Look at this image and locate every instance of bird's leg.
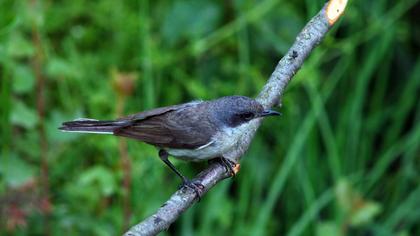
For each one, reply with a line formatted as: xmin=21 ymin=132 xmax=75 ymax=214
xmin=158 ymin=150 xmax=204 ymax=200
xmin=158 ymin=149 xmax=188 ymax=182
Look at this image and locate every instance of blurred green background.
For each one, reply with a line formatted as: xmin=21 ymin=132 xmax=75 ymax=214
xmin=1 ymin=0 xmax=419 ymax=235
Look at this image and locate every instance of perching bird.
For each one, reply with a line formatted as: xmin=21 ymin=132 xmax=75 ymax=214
xmin=60 ymin=96 xmax=280 ymax=195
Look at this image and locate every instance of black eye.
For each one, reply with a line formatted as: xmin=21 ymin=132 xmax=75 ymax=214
xmin=240 ymin=112 xmax=254 ymax=121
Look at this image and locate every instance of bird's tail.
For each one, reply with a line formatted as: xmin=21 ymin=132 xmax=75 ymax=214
xmin=59 ymin=118 xmax=131 ymax=134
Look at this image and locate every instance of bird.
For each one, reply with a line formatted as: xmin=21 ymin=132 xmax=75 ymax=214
xmin=60 ymin=95 xmax=280 ymax=196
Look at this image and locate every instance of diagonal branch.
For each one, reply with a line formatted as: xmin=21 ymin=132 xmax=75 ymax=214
xmin=124 ymin=1 xmax=348 ymax=235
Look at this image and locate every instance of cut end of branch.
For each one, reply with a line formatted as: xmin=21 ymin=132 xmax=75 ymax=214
xmin=233 ymin=163 xmax=241 ymax=175
xmin=326 ymin=0 xmax=348 ymax=25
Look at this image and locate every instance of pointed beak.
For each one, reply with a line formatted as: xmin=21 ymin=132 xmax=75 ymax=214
xmin=260 ymin=109 xmax=281 ymax=117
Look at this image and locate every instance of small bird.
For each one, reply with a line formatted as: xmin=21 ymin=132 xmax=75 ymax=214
xmin=60 ymin=96 xmax=280 ymax=195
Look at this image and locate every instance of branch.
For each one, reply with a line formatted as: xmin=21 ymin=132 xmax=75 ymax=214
xmin=124 ymin=1 xmax=348 ymax=235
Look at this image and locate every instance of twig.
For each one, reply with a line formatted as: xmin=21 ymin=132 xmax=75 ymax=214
xmin=30 ymin=0 xmax=51 ymax=234
xmin=112 ymin=70 xmax=137 ymax=232
xmin=117 ymin=95 xmax=132 ymax=232
xmin=124 ymin=1 xmax=347 ymax=235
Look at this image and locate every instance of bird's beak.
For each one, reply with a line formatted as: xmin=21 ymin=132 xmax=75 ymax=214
xmin=260 ymin=109 xmax=281 ymax=117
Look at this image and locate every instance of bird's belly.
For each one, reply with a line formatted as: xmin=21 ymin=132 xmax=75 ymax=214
xmin=166 ymin=144 xmax=225 ymax=161
xmin=166 ymin=125 xmax=246 ymax=162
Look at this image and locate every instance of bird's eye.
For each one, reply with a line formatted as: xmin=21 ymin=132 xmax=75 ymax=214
xmin=240 ymin=112 xmax=254 ymax=121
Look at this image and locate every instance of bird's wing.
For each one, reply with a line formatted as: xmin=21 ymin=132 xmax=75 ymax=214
xmin=119 ymin=100 xmax=202 ymax=121
xmin=114 ymin=101 xmax=215 ymax=149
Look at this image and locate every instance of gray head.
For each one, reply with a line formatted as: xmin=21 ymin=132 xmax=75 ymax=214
xmin=210 ymin=96 xmax=280 ymax=127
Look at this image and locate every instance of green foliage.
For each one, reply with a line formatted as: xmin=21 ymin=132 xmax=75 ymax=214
xmin=0 ymin=0 xmax=419 ymax=235
xmin=0 ymin=153 xmax=36 ymax=187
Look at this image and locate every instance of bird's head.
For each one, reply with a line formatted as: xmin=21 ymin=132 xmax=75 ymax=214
xmin=211 ymin=96 xmax=280 ymax=127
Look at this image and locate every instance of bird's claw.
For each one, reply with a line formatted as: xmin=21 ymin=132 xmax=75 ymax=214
xmin=218 ymin=157 xmax=240 ymax=177
xmin=179 ymin=179 xmax=204 ymax=201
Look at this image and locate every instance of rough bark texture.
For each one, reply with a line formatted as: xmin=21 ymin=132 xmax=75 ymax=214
xmin=124 ymin=1 xmax=347 ymax=235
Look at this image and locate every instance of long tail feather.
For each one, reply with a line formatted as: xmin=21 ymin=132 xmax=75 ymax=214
xmin=59 ymin=118 xmax=130 ymax=134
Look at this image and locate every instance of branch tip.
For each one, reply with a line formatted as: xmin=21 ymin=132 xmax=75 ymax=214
xmin=233 ymin=163 xmax=241 ymax=175
xmin=326 ymin=0 xmax=348 ymax=25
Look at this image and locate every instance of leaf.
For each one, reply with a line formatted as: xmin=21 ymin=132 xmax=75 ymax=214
xmin=316 ymin=221 xmax=342 ymax=236
xmin=7 ymin=33 xmax=34 ymax=58
xmin=350 ymin=201 xmax=382 ymax=226
xmin=335 ymin=179 xmax=382 ymax=227
xmin=12 ymin=65 xmax=35 ymax=93
xmin=11 ymin=100 xmax=39 ymax=128
xmin=336 ymin=179 xmax=353 ymax=213
xmin=0 ymin=153 xmax=36 ymax=187
xmin=46 ymin=57 xmax=82 ymax=79
xmin=77 ymin=166 xmax=117 ymax=196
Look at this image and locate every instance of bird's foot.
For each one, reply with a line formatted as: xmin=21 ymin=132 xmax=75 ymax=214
xmin=179 ymin=179 xmax=204 ymax=201
xmin=216 ymin=157 xmax=240 ymax=177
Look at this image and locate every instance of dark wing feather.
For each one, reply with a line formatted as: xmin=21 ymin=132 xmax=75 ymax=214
xmin=118 ymin=102 xmax=200 ymax=121
xmin=114 ymin=101 xmax=215 ymax=149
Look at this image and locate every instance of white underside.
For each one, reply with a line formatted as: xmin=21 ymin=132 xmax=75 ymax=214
xmin=166 ymin=123 xmax=248 ymax=162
